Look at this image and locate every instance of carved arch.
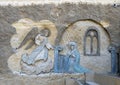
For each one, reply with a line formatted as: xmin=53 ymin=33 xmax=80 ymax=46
xmin=84 ymin=27 xmax=100 ymax=56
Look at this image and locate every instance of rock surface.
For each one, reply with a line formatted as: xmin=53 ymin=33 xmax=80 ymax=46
xmin=0 ymin=3 xmax=120 ymax=74
xmin=0 ymin=73 xmax=85 ymax=85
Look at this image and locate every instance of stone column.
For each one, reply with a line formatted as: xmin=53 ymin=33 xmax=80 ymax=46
xmin=117 ymin=46 xmax=120 ymax=75
xmin=108 ymin=45 xmax=118 ymax=74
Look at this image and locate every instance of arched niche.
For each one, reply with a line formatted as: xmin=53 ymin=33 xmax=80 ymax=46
xmin=60 ymin=19 xmax=111 ymax=73
xmin=84 ymin=27 xmax=100 ymax=56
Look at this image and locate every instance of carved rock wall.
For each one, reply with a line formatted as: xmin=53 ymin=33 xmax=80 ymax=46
xmin=0 ymin=0 xmax=118 ymax=6
xmin=0 ymin=73 xmax=85 ymax=85
xmin=0 ymin=4 xmax=120 ymax=74
xmin=60 ymin=20 xmax=111 ymax=73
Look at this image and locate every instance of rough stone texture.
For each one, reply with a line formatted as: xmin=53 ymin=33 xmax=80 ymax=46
xmin=0 ymin=4 xmax=120 ymax=74
xmin=0 ymin=0 xmax=118 ymax=6
xmin=66 ymin=78 xmax=80 ymax=85
xmin=94 ymin=73 xmax=120 ymax=85
xmin=0 ymin=73 xmax=84 ymax=85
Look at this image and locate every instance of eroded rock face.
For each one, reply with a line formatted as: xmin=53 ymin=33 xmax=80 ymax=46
xmin=0 ymin=73 xmax=85 ymax=85
xmin=0 ymin=4 xmax=120 ymax=74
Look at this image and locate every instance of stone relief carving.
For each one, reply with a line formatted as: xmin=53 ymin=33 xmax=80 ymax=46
xmin=54 ymin=45 xmax=69 ymax=73
xmin=67 ymin=42 xmax=89 ymax=73
xmin=84 ymin=27 xmax=100 ymax=56
xmin=9 ymin=19 xmax=90 ymax=75
xmin=8 ymin=19 xmax=111 ymax=74
xmin=54 ymin=42 xmax=89 ymax=73
xmin=8 ymin=18 xmax=57 ymax=74
xmin=17 ymin=27 xmax=39 ymax=50
xmin=21 ymin=28 xmax=53 ymax=75
xmin=60 ymin=20 xmax=111 ymax=73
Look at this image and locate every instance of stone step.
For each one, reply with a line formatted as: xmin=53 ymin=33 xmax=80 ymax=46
xmin=66 ymin=77 xmax=99 ymax=85
xmin=87 ymin=82 xmax=99 ymax=85
xmin=0 ymin=73 xmax=85 ymax=85
xmin=94 ymin=73 xmax=120 ymax=85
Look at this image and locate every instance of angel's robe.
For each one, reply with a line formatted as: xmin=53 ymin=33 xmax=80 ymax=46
xmin=22 ymin=34 xmax=51 ymax=65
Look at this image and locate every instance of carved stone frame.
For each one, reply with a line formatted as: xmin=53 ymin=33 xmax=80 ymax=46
xmin=84 ymin=26 xmax=100 ymax=56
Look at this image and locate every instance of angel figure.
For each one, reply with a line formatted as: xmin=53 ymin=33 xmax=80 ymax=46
xmin=21 ymin=28 xmax=53 ymax=75
xmin=8 ymin=19 xmax=57 ymax=74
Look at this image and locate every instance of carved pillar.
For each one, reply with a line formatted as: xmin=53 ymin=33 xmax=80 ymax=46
xmin=117 ymin=46 xmax=120 ymax=75
xmin=108 ymin=45 xmax=118 ymax=74
xmin=54 ymin=46 xmax=60 ymax=73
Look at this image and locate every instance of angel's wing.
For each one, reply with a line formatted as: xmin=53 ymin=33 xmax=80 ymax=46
xmin=37 ymin=20 xmax=58 ymax=46
xmin=17 ymin=27 xmax=39 ymax=50
xmin=36 ymin=20 xmax=58 ymax=60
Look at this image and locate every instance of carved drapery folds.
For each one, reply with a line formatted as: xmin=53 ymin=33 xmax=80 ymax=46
xmin=84 ymin=27 xmax=100 ymax=56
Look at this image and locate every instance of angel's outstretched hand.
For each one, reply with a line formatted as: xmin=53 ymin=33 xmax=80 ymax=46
xmin=46 ymin=43 xmax=54 ymax=50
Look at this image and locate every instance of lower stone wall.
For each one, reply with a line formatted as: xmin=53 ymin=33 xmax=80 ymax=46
xmin=0 ymin=73 xmax=84 ymax=85
xmin=2 ymin=73 xmax=120 ymax=85
xmin=94 ymin=74 xmax=120 ymax=85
